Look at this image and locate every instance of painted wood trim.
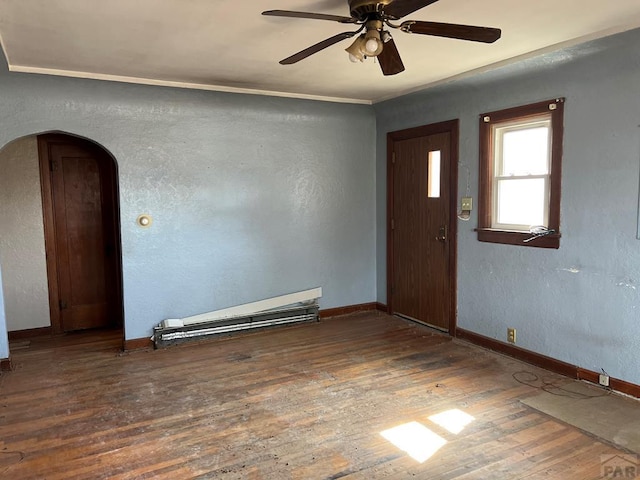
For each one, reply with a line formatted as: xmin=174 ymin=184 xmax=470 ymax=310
xmin=386 ymin=132 xmax=394 ymax=316
xmin=478 ymin=110 xmax=493 ymax=229
xmin=456 ymin=328 xmax=578 ymax=378
xmin=548 ymin=99 xmax=564 ymax=232
xmin=457 ymin=328 xmax=640 ymax=398
xmin=577 ymin=368 xmax=640 ymax=399
xmin=0 ymin=357 xmax=13 ymax=371
xmin=104 ymin=154 xmax=126 ymax=331
xmin=124 ymin=338 xmax=154 ymax=351
xmin=476 ymin=229 xmax=561 ymax=249
xmin=319 ymin=303 xmax=378 ymax=318
xmin=8 ymin=326 xmax=52 ymax=340
xmin=8 ymin=65 xmax=372 ymax=106
xmin=37 ymin=136 xmax=63 ymax=334
xmin=448 ymin=121 xmax=460 ymax=337
xmin=477 ymin=98 xmax=564 ymax=249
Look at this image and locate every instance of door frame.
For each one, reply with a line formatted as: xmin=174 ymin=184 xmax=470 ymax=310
xmin=37 ymin=133 xmax=125 ymax=335
xmin=386 ymin=119 xmax=459 ymax=336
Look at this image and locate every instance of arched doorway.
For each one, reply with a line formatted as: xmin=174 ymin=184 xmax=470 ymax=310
xmin=37 ymin=134 xmax=124 ymax=333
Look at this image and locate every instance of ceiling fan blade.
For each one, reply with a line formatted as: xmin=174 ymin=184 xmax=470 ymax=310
xmin=378 ymin=39 xmax=405 ymax=76
xmin=279 ymin=32 xmax=357 ymax=65
xmin=262 ymin=10 xmax=356 ymax=23
xmin=402 ymin=20 xmax=501 ymax=43
xmin=384 ymin=0 xmax=440 ymax=20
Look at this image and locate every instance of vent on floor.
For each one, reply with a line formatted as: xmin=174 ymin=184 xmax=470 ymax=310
xmin=153 ymin=287 xmax=321 ymax=348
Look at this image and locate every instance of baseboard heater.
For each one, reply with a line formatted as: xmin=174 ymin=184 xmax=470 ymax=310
xmin=153 ymin=287 xmax=321 ymax=349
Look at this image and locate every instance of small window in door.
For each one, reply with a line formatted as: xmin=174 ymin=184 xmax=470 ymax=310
xmin=427 ymin=150 xmax=441 ymax=198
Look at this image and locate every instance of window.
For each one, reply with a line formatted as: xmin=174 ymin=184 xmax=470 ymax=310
xmin=427 ymin=150 xmax=441 ymax=198
xmin=477 ymin=98 xmax=564 ymax=248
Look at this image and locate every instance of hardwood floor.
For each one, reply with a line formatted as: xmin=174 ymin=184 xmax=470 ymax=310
xmin=0 ymin=312 xmax=633 ymax=479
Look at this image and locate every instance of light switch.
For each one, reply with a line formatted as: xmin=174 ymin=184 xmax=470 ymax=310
xmin=461 ymin=197 xmax=473 ymax=211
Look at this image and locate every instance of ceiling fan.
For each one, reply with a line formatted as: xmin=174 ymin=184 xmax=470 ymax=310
xmin=263 ymin=0 xmax=501 ymax=76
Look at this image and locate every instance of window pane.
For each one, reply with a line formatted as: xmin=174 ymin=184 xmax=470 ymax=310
xmin=501 ymin=126 xmax=549 ymax=176
xmin=427 ymin=150 xmax=441 ymax=198
xmin=496 ymin=178 xmax=546 ymax=227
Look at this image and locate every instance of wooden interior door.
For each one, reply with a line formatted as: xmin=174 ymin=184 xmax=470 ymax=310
xmin=39 ymin=135 xmax=122 ymax=332
xmin=388 ymin=121 xmax=458 ymax=332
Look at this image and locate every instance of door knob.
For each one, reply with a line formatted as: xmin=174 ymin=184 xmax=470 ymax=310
xmin=436 ymin=225 xmax=447 ymax=242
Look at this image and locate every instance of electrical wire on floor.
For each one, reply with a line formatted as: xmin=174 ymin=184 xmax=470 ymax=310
xmin=512 ymin=371 xmax=612 ymax=399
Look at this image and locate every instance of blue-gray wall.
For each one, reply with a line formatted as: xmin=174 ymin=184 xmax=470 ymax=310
xmin=2 ymin=27 xmax=639 ymax=389
xmin=0 ymin=50 xmax=376 ymax=344
xmin=0 ymin=267 xmax=8 ymax=358
xmin=375 ymin=28 xmax=640 ymax=385
xmin=0 ymin=136 xmax=50 ymax=332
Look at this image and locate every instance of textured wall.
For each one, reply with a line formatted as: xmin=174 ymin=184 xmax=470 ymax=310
xmin=0 ymin=267 xmax=7 ymax=358
xmin=375 ymin=28 xmax=640 ymax=385
xmin=0 ymin=136 xmax=51 ymax=331
xmin=0 ymin=51 xmax=376 ymax=343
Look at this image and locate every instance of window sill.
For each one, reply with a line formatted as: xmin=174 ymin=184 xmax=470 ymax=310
xmin=475 ymin=228 xmax=561 ymax=249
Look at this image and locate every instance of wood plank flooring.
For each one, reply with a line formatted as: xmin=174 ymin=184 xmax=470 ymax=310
xmin=0 ymin=311 xmax=633 ymax=479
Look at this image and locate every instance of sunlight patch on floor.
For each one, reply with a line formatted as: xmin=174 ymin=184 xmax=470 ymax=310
xmin=380 ymin=409 xmax=476 ymax=463
xmin=380 ymin=421 xmax=447 ymax=463
xmin=428 ymin=408 xmax=475 ymax=435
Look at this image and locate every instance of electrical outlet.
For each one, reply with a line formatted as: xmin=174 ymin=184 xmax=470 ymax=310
xmin=599 ymin=374 xmax=610 ymax=387
xmin=507 ymin=328 xmax=516 ymax=344
xmin=461 ymin=197 xmax=473 ymax=211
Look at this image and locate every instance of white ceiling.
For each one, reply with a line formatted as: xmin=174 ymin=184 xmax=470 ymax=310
xmin=1 ymin=0 xmax=640 ymax=104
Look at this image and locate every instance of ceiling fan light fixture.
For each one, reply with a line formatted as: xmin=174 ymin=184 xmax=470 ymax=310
xmin=345 ymin=35 xmax=366 ymax=62
xmin=265 ymin=2 xmax=502 ymax=75
xmin=364 ymin=36 xmax=384 ymax=57
xmin=363 ymin=20 xmax=384 ymax=56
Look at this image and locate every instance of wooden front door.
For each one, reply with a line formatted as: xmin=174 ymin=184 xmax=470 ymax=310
xmin=388 ymin=120 xmax=458 ymax=332
xmin=39 ymin=135 xmax=123 ymax=332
